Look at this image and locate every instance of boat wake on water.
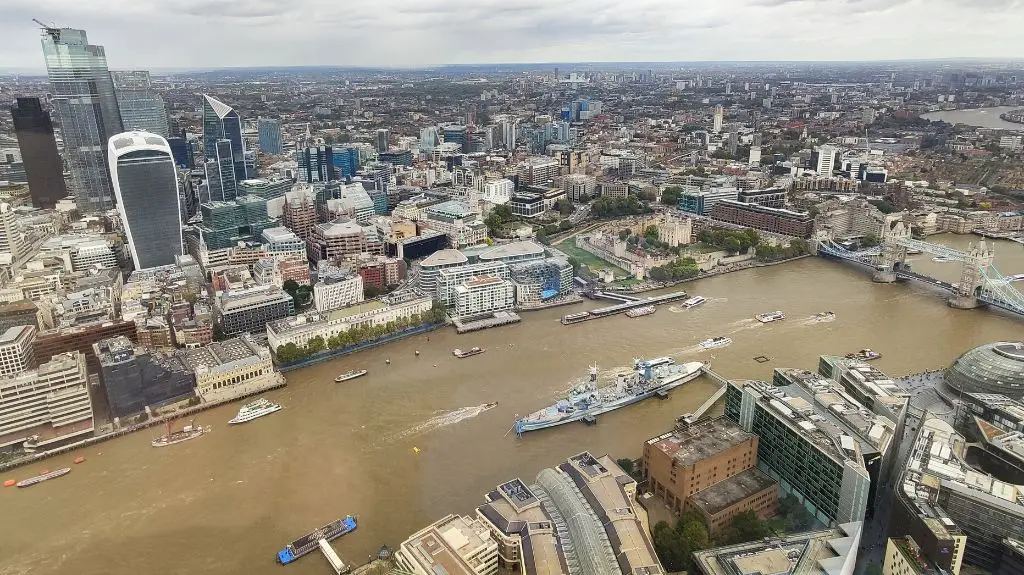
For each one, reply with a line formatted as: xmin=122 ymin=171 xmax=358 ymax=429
xmin=385 ymin=403 xmax=499 ymax=442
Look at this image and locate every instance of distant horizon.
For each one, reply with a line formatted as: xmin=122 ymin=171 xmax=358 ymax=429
xmin=4 ymin=56 xmax=1024 ymax=78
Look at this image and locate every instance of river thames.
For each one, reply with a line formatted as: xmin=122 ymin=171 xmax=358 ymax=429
xmin=1 ymin=234 xmax=1022 ymax=575
xmin=921 ymin=106 xmax=1024 ymax=130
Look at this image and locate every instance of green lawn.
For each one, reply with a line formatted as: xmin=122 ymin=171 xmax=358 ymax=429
xmin=552 ymin=240 xmax=628 ymax=276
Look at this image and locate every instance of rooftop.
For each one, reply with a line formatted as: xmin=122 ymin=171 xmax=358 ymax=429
xmin=646 ymin=416 xmax=756 ymax=468
xmin=180 ymin=334 xmax=268 ymax=374
xmin=693 ymin=522 xmax=862 ymax=575
xmin=477 ymin=241 xmax=546 ymax=262
xmin=422 ymin=249 xmax=468 ymax=268
xmin=399 ymin=514 xmax=495 ymax=575
xmin=689 ymin=468 xmax=778 ymax=516
xmin=0 ymin=325 xmax=34 ymax=345
xmin=899 ymin=417 xmax=1024 ymax=541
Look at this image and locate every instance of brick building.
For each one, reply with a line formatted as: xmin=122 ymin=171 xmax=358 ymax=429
xmin=709 ymin=199 xmax=814 ymax=238
xmin=642 ymin=416 xmax=779 ymax=534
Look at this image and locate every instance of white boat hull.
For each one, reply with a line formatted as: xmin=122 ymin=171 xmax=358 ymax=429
xmin=229 ymin=404 xmax=282 ymax=424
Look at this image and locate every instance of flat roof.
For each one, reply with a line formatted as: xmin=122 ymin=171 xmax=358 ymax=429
xmin=478 ymin=241 xmax=545 ymax=261
xmin=422 ymin=249 xmax=468 ymax=267
xmin=646 ymin=416 xmax=755 ymax=468
xmin=693 ymin=523 xmax=862 ymax=575
xmin=689 ymin=468 xmax=778 ymax=517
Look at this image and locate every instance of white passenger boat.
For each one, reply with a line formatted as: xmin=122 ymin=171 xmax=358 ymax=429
xmin=334 ymin=370 xmax=367 ymax=383
xmin=681 ymin=296 xmax=706 ymax=309
xmin=756 ymin=311 xmax=785 ymax=323
xmin=228 ymin=398 xmax=282 ymax=424
xmin=700 ymin=336 xmax=732 ymax=349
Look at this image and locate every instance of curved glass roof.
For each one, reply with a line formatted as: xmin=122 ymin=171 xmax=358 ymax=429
xmin=945 ymin=341 xmax=1024 ymax=399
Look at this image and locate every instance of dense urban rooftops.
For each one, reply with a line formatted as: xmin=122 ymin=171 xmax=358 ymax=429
xmin=693 ymin=522 xmax=862 ymax=575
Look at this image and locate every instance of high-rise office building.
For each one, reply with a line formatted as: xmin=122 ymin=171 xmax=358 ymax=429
xmin=257 ymin=118 xmax=282 ymax=155
xmin=332 ymin=147 xmax=360 ymax=178
xmin=442 ymin=125 xmax=468 ymax=151
xmin=112 ymin=71 xmax=169 ymax=137
xmin=816 ymin=145 xmax=838 ymax=176
xmin=376 ymin=128 xmax=390 ymax=153
xmin=202 ymin=95 xmax=247 ymax=183
xmin=40 ymin=26 xmax=124 ymax=212
xmin=297 ymin=146 xmax=335 ymax=183
xmin=10 ymin=97 xmax=67 ymax=208
xmin=713 ymin=104 xmax=724 ymax=134
xmin=205 ymin=139 xmax=238 ymax=202
xmin=108 ymin=131 xmax=183 ymax=269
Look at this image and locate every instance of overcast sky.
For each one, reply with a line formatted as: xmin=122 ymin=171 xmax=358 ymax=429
xmin=2 ymin=0 xmax=1024 ymax=71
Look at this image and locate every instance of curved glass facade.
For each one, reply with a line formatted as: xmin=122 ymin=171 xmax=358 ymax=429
xmin=945 ymin=341 xmax=1024 ymax=400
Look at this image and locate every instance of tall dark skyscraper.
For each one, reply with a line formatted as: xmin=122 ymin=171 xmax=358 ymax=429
xmin=10 ymin=97 xmax=67 ymax=209
xmin=297 ymin=146 xmax=336 ymax=183
xmin=40 ymin=26 xmax=123 ymax=212
xmin=202 ymin=95 xmax=247 ymax=183
xmin=376 ymin=128 xmax=390 ymax=153
xmin=205 ymin=139 xmax=238 ymax=202
xmin=108 ymin=131 xmax=183 ymax=269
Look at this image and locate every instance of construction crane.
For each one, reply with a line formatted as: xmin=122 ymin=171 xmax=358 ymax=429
xmin=32 ymin=18 xmax=60 ymax=38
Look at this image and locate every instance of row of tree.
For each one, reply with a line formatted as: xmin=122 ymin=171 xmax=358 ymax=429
xmin=648 ymin=256 xmax=700 ymax=282
xmin=591 ymin=196 xmax=651 ymax=218
xmin=696 ymin=228 xmax=761 ymax=254
xmin=274 ymin=301 xmax=447 ymax=364
xmin=754 ymin=238 xmax=810 ymax=262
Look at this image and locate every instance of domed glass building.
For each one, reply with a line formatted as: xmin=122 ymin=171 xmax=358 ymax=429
xmin=945 ymin=341 xmax=1024 ymax=400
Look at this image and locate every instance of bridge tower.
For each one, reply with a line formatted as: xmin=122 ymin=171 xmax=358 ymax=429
xmin=949 ymin=241 xmax=994 ymax=309
xmin=872 ymin=219 xmax=910 ymax=283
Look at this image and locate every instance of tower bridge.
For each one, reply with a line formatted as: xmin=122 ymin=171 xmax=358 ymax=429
xmin=816 ymin=220 xmax=1024 ymax=318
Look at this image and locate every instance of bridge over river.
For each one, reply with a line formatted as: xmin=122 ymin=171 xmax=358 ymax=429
xmin=816 ymin=220 xmax=1024 ymax=317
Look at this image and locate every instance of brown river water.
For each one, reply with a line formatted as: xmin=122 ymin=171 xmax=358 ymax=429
xmin=1 ymin=234 xmax=1022 ymax=575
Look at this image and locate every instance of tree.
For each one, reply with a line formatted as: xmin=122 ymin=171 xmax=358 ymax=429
xmin=717 ymin=510 xmax=772 ymax=546
xmin=558 ymin=219 xmax=573 ymax=232
xmin=307 ymin=336 xmax=326 ymax=354
xmin=615 ymin=458 xmax=635 ymax=475
xmin=555 ymin=199 xmax=574 ymax=216
xmin=862 ymin=233 xmax=880 ymax=247
xmin=619 ymin=229 xmax=631 ymax=241
xmin=567 ymin=256 xmax=582 ymax=275
xmin=283 ymin=279 xmax=300 ymax=294
xmin=661 ymin=186 xmax=683 ymax=206
xmin=364 ymin=285 xmax=381 ymax=298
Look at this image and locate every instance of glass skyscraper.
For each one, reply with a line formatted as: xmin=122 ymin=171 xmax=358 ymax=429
xmin=297 ymin=146 xmax=335 ymax=183
xmin=204 ymin=139 xmax=238 ymax=202
xmin=258 ymin=118 xmax=282 ymax=155
xmin=107 ymin=131 xmax=183 ymax=269
xmin=10 ymin=97 xmax=67 ymax=209
xmin=40 ymin=26 xmax=124 ymax=212
xmin=112 ymin=71 xmax=169 ymax=137
xmin=202 ymin=95 xmax=247 ymax=184
xmin=332 ymin=147 xmax=361 ymax=178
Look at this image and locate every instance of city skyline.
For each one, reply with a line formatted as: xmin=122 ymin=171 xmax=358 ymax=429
xmin=3 ymin=0 xmax=1024 ymax=70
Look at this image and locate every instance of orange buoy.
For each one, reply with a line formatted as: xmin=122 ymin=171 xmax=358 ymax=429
xmin=3 ymin=479 xmax=15 ymax=487
xmin=73 ymin=456 xmax=86 ymax=464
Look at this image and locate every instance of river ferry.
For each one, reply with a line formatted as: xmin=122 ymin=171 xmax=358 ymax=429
xmin=625 ymin=305 xmax=656 ymax=318
xmin=453 ymin=347 xmax=485 ymax=358
xmin=276 ymin=515 xmax=358 ymax=565
xmin=681 ymin=296 xmax=706 ymax=309
xmin=228 ymin=398 xmax=282 ymax=425
xmin=334 ymin=370 xmax=367 ymax=383
xmin=152 ymin=420 xmax=207 ymax=447
xmin=756 ymin=311 xmax=786 ymax=323
xmin=16 ymin=467 xmax=71 ymax=488
xmin=700 ymin=336 xmax=732 ymax=349
xmin=515 ymin=358 xmax=704 ymax=434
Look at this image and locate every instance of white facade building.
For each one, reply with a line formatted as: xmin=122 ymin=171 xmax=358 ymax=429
xmin=266 ymin=290 xmax=433 ymax=350
xmin=816 ymin=145 xmax=838 ymax=176
xmin=453 ymin=275 xmax=515 ymax=319
xmin=436 ymin=261 xmax=510 ymax=307
xmin=0 ymin=351 xmax=93 ymax=449
xmin=0 ymin=325 xmax=35 ymax=376
xmin=481 ymin=179 xmax=514 ymax=205
xmin=313 ymin=273 xmax=364 ymax=312
xmin=396 ymin=514 xmax=499 ymax=575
